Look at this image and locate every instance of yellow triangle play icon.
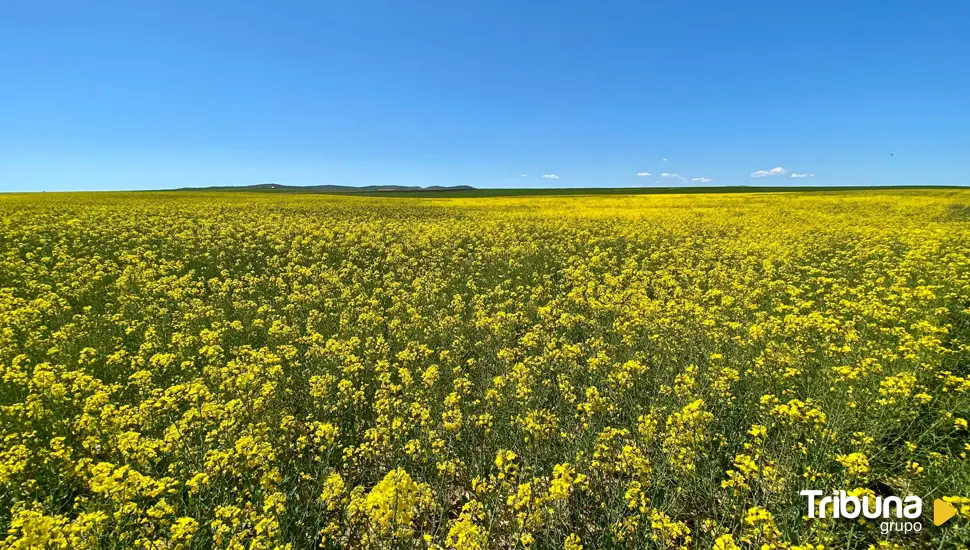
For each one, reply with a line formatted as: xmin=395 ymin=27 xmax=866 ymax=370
xmin=934 ymin=499 xmax=957 ymax=526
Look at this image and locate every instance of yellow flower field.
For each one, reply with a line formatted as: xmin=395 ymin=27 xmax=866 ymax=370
xmin=1 ymin=190 xmax=969 ymax=549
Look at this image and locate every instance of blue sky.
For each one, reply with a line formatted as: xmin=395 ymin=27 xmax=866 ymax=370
xmin=2 ymin=1 xmax=969 ymax=192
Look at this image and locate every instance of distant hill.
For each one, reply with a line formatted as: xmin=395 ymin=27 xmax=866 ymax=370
xmin=164 ymin=183 xmax=969 ymax=198
xmin=172 ymin=183 xmax=477 ymax=193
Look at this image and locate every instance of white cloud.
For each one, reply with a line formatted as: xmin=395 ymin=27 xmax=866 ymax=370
xmin=662 ymin=157 xmax=668 ymax=162
xmin=541 ymin=174 xmax=560 ymax=180
xmin=691 ymin=177 xmax=713 ymax=183
xmin=661 ymin=172 xmax=689 ymax=183
xmin=637 ymin=172 xmax=651 ymax=177
xmin=750 ymin=166 xmax=789 ymax=178
xmin=790 ymin=173 xmax=816 ymax=179
xmin=520 ymin=174 xmax=528 ymax=177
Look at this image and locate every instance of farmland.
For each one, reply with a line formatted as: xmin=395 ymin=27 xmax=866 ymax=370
xmin=1 ymin=190 xmax=969 ymax=549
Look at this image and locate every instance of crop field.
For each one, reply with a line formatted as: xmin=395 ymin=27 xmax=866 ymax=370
xmin=2 ymin=190 xmax=970 ymax=549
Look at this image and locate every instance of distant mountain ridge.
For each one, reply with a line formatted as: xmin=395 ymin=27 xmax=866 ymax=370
xmin=161 ymin=183 xmax=970 ymax=197
xmin=175 ymin=183 xmax=477 ymax=193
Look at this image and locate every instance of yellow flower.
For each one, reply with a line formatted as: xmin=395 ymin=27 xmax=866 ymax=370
xmin=563 ymin=533 xmax=583 ymax=550
xmin=835 ymin=452 xmax=871 ymax=476
xmin=350 ymin=468 xmax=434 ymax=540
xmin=170 ymin=517 xmax=199 ymax=549
xmin=713 ymin=534 xmax=741 ymax=550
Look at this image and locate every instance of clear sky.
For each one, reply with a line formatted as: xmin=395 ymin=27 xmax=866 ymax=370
xmin=2 ymin=1 xmax=969 ymax=192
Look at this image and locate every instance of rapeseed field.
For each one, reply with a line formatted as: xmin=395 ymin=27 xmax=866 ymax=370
xmin=1 ymin=190 xmax=969 ymax=549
